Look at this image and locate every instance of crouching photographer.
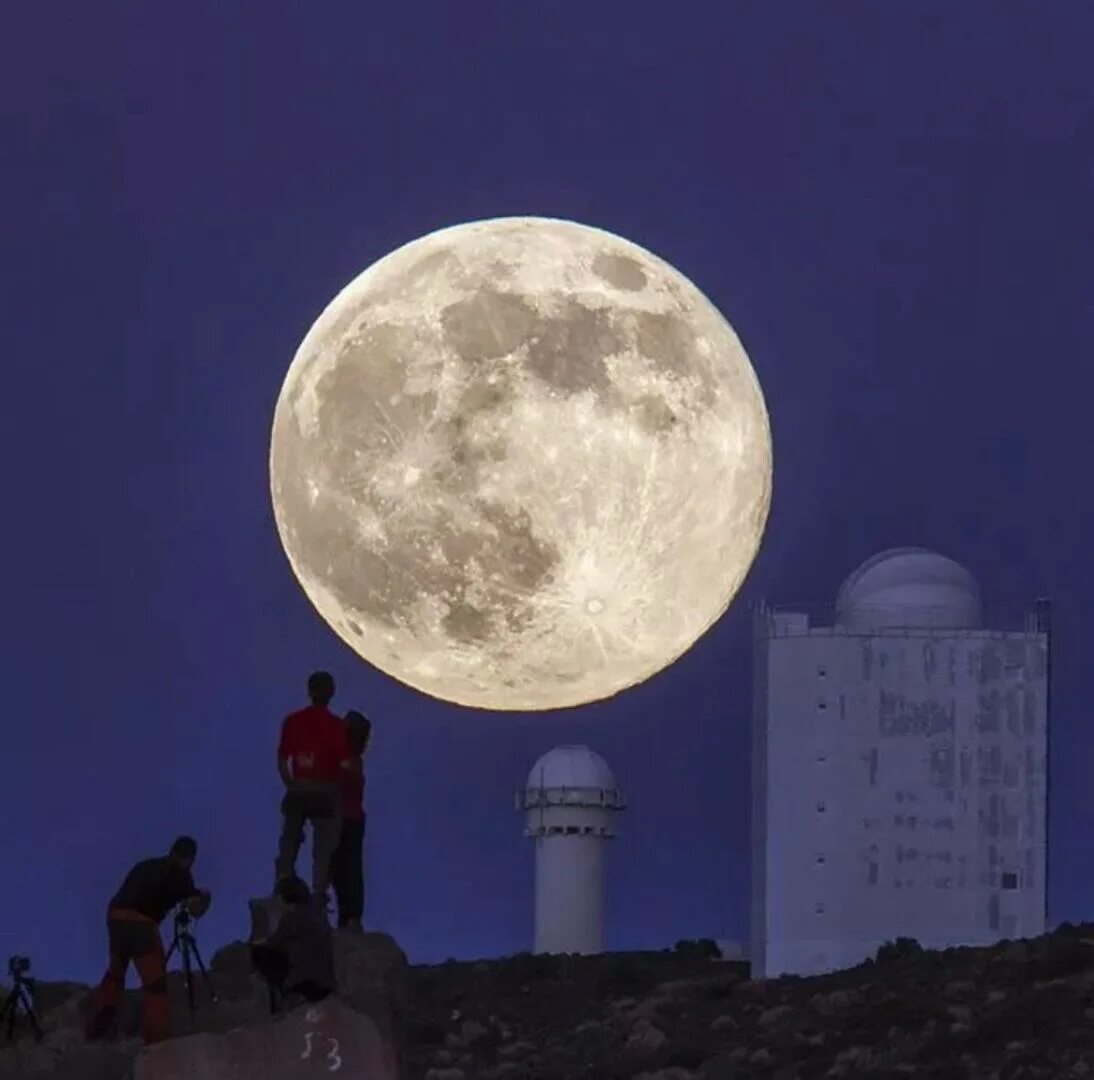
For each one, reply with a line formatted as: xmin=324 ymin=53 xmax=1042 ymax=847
xmin=85 ymin=836 xmax=212 ymax=1045
xmin=251 ymin=876 xmax=334 ymax=1011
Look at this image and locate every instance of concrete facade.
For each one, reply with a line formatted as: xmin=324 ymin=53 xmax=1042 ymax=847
xmin=751 ymin=549 xmax=1049 ymax=978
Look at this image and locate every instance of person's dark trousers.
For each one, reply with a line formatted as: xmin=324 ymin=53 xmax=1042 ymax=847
xmin=251 ymin=943 xmax=291 ymax=985
xmin=292 ymin=981 xmax=332 ymax=1003
xmin=330 ymin=814 xmax=365 ymax=926
xmin=275 ymin=781 xmax=342 ymax=897
xmin=251 ymin=942 xmax=290 ymax=1014
xmin=251 ymin=945 xmax=331 ymax=1012
xmin=85 ymin=909 xmax=170 ymax=1044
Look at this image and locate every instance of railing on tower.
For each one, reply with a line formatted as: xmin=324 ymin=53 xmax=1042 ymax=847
xmin=513 ymin=785 xmax=626 ymax=811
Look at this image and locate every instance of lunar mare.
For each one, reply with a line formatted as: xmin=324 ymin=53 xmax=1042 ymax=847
xmin=270 ymin=217 xmax=772 ymax=710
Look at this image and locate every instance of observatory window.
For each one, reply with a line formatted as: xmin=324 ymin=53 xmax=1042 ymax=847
xmin=564 ymin=826 xmax=580 ymax=835
xmin=1002 ymin=871 xmax=1019 ymax=890
xmin=818 ymin=665 xmax=827 ymax=678
xmin=816 ymin=854 xmax=826 ymax=865
xmin=816 ymin=801 xmax=827 ymax=813
xmin=817 ymin=699 xmax=827 ymax=711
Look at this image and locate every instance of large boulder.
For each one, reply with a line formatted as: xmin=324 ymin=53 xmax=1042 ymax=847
xmin=133 ymin=995 xmax=398 ymax=1079
xmin=243 ymin=895 xmax=408 ymax=1071
xmin=332 ymin=931 xmax=409 ymax=1068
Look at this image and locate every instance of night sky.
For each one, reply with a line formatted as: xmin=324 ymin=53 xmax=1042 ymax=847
xmin=3 ymin=3 xmax=1093 ymax=984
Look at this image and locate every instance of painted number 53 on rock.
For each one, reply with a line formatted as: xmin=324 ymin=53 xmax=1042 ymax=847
xmin=300 ymin=1030 xmax=343 ymax=1072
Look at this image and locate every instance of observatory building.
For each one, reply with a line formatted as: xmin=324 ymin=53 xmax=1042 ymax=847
xmin=751 ymin=548 xmax=1050 ymax=978
xmin=516 ymin=745 xmax=625 ymax=955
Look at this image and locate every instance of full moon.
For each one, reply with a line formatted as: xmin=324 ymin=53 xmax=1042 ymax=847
xmin=270 ymin=217 xmax=772 ymax=711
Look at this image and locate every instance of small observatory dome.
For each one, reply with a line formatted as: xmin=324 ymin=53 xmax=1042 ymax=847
xmin=519 ymin=745 xmax=625 ymax=956
xmin=525 ymin=745 xmax=618 ymax=794
xmin=835 ymin=547 xmax=982 ymax=630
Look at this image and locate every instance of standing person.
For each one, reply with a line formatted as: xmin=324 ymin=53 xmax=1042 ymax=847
xmin=85 ymin=836 xmax=211 ymax=1045
xmin=275 ymin=671 xmax=353 ymax=900
xmin=331 ymin=710 xmax=371 ymax=931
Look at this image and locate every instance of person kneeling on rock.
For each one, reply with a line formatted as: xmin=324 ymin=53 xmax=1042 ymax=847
xmin=251 ymin=876 xmax=335 ymax=1009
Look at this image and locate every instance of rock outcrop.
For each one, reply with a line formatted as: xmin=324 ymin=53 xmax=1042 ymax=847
xmin=7 ymin=924 xmax=1094 ymax=1078
xmin=0 ymin=927 xmax=407 ymax=1079
xmin=133 ymin=996 xmax=395 ymax=1079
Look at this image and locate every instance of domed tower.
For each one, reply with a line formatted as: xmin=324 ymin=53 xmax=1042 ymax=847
xmin=835 ymin=547 xmax=983 ymax=631
xmin=516 ymin=745 xmax=625 ymax=955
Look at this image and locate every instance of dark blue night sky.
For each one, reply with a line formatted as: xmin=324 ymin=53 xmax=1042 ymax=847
xmin=2 ymin=3 xmax=1092 ymax=983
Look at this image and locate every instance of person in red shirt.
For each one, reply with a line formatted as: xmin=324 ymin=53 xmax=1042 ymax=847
xmin=331 ymin=710 xmax=371 ymax=931
xmin=275 ymin=671 xmax=353 ymax=900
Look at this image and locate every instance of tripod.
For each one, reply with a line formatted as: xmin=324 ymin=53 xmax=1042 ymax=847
xmin=0 ymin=958 xmax=43 ymax=1042
xmin=164 ymin=908 xmax=219 ymax=1020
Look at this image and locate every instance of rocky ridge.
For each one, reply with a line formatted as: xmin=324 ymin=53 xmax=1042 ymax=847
xmin=404 ymin=926 xmax=1094 ymax=1079
xmin=4 ymin=926 xmax=1094 ymax=1078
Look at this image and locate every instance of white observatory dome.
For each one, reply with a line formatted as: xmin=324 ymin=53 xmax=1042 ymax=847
xmin=834 ymin=547 xmax=982 ymax=630
xmin=520 ymin=745 xmax=625 ymax=956
xmin=526 ymin=745 xmax=616 ymax=793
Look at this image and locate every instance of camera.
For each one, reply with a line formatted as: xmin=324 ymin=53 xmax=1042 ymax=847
xmin=8 ymin=956 xmax=30 ymax=978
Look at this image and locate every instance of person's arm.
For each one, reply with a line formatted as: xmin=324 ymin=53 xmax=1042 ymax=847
xmin=172 ymin=868 xmax=211 ymax=915
xmin=184 ymin=888 xmax=211 ymax=916
xmin=277 ymin=718 xmax=294 ymax=786
xmin=334 ymin=724 xmax=357 ymax=775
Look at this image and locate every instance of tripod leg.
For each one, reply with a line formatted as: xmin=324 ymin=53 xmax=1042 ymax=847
xmin=19 ymin=989 xmax=43 ymax=1042
xmin=186 ymin=936 xmax=219 ymax=1004
xmin=182 ymin=946 xmax=195 ymax=1015
xmin=0 ymin=992 xmax=16 ymax=1039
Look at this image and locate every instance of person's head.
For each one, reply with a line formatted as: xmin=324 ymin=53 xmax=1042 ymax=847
xmin=169 ymin=835 xmax=198 ymax=870
xmin=307 ymin=671 xmax=335 ymax=706
xmin=345 ymin=710 xmax=372 ymax=756
xmin=275 ymin=875 xmax=310 ymax=908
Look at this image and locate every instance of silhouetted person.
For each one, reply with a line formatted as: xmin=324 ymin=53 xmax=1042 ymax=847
xmin=85 ymin=836 xmax=211 ymax=1045
xmin=251 ymin=876 xmax=335 ymax=1007
xmin=275 ymin=671 xmax=353 ymax=899
xmin=331 ymin=710 xmax=371 ymax=931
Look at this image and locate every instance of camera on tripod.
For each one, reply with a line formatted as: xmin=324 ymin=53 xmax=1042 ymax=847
xmin=8 ymin=956 xmax=30 ymax=979
xmin=166 ymin=898 xmax=219 ymax=1020
xmin=2 ymin=955 xmax=42 ymax=1042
